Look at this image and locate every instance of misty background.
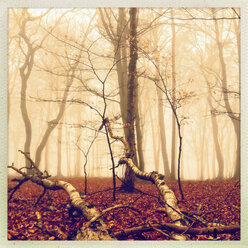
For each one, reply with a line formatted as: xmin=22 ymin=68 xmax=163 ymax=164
xmin=8 ymin=8 xmax=240 ymax=180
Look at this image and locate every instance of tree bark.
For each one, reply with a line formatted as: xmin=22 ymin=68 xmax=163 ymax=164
xmin=135 ymin=83 xmax=145 ymax=171
xmin=148 ymin=99 xmax=160 ymax=172
xmin=99 ymin=8 xmax=144 ymax=186
xmin=121 ymin=8 xmax=139 ymax=191
xmin=9 ymin=170 xmax=115 ymax=240
xmin=105 ymin=118 xmax=186 ymax=240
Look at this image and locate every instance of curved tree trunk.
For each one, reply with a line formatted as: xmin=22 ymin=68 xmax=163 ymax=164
xmin=19 ymin=14 xmax=37 ymax=174
xmin=34 ymin=72 xmax=74 ymax=167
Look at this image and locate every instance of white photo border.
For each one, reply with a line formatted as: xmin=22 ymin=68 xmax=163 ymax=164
xmin=1 ymin=1 xmax=247 ymax=247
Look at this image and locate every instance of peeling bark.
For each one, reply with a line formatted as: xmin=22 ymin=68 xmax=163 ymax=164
xmin=119 ymin=157 xmax=184 ymax=225
xmin=8 ymin=167 xmax=115 ymax=240
xmin=105 ymin=118 xmax=186 ymax=232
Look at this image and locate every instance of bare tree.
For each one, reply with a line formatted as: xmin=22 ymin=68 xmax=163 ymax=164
xmin=14 ymin=9 xmax=50 ymax=173
xmin=121 ymin=8 xmax=139 ymax=191
xmin=212 ymin=8 xmax=240 ymax=179
xmin=98 ymin=8 xmax=144 ymax=185
xmin=149 ymin=9 xmax=170 ymax=178
xmin=170 ymin=8 xmax=177 ymax=180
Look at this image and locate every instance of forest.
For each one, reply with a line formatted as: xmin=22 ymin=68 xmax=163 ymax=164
xmin=8 ymin=8 xmax=240 ymax=241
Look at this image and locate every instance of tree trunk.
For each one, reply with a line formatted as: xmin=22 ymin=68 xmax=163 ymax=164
xmin=19 ymin=15 xmax=37 ymax=174
xmin=232 ymin=14 xmax=241 ymax=179
xmin=75 ymin=111 xmax=82 ymax=176
xmin=150 ymin=10 xmax=170 ymax=178
xmin=15 ymin=173 xmax=115 ymax=240
xmin=201 ymin=67 xmax=225 ymax=179
xmin=34 ymin=72 xmax=74 ymax=167
xmin=57 ymin=123 xmax=63 ymax=177
xmin=66 ymin=124 xmax=72 ymax=177
xmin=212 ymin=9 xmax=240 ymax=179
xmin=135 ymin=82 xmax=145 ymax=171
xmin=156 ymin=83 xmax=170 ymax=178
xmin=148 ymin=101 xmax=160 ymax=172
xmin=199 ymin=106 xmax=208 ymax=180
xmin=121 ymin=8 xmax=139 ymax=191
xmin=99 ymin=8 xmax=144 ymax=186
xmin=208 ymin=98 xmax=224 ymax=179
xmin=105 ymin=119 xmax=186 ymax=240
xmin=170 ymin=8 xmax=177 ymax=180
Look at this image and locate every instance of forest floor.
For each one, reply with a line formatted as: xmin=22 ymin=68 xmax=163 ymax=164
xmin=8 ymin=177 xmax=240 ymax=241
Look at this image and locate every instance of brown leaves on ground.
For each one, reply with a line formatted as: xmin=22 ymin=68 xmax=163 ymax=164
xmin=8 ymin=178 xmax=240 ymax=240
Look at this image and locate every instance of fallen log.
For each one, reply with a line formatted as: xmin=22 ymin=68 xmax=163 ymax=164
xmin=8 ymin=163 xmax=115 ymax=240
xmin=9 ymin=124 xmax=240 ymax=240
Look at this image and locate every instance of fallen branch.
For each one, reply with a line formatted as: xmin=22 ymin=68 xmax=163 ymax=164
xmin=18 ymin=150 xmax=43 ymax=176
xmin=148 ymin=221 xmax=177 ymax=240
xmin=8 ymin=177 xmax=29 ymax=202
xmin=114 ymin=223 xmax=240 ymax=239
xmin=84 ymin=204 xmax=141 ymax=229
xmin=160 ymin=222 xmax=240 ymax=235
xmin=34 ymin=186 xmax=47 ymax=207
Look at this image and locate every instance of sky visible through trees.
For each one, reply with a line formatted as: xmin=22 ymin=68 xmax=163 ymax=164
xmin=8 ymin=8 xmax=240 ymax=180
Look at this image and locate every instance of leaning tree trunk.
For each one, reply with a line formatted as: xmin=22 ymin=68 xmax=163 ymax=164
xmin=105 ymin=118 xmax=186 ymax=240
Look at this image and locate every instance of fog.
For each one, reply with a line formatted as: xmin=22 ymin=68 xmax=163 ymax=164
xmin=8 ymin=8 xmax=240 ymax=180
